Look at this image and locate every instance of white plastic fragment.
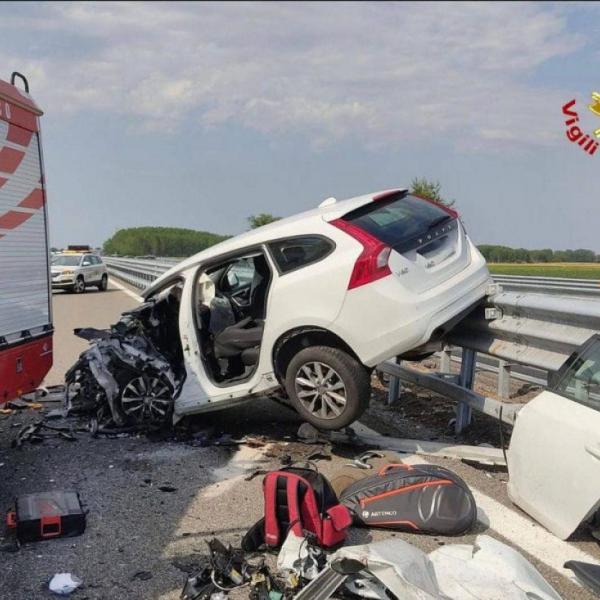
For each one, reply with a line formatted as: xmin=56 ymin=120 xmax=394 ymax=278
xmin=49 ymin=573 xmax=82 ymax=595
xmin=277 ymin=531 xmax=308 ymax=573
xmin=326 ymin=535 xmax=562 ymax=600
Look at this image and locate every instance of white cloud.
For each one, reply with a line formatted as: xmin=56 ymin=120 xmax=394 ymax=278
xmin=0 ymin=1 xmax=584 ymax=149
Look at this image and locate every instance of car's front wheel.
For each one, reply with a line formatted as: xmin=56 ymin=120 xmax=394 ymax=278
xmin=284 ymin=346 xmax=370 ymax=430
xmin=72 ymin=276 xmax=85 ymax=294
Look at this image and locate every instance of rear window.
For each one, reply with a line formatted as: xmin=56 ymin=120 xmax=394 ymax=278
xmin=268 ymin=236 xmax=334 ymax=273
xmin=342 ymin=193 xmax=455 ymax=252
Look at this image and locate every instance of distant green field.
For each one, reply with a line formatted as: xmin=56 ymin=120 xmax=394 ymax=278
xmin=488 ymin=263 xmax=600 ymax=280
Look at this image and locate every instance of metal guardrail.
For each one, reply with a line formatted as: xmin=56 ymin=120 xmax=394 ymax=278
xmin=103 ymin=257 xmax=175 ymax=289
xmin=103 ymin=256 xmax=599 ymax=432
xmin=448 ymin=290 xmax=600 ymax=372
xmin=385 ymin=289 xmax=600 ymax=433
xmin=492 ymin=274 xmax=600 ymax=297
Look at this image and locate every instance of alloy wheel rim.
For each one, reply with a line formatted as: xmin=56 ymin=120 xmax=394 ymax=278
xmin=75 ymin=279 xmax=84 ymax=292
xmin=121 ymin=375 xmax=172 ymax=423
xmin=294 ymin=361 xmax=347 ymax=420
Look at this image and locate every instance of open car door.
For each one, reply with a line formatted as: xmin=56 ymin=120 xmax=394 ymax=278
xmin=508 ymin=334 xmax=600 ymax=539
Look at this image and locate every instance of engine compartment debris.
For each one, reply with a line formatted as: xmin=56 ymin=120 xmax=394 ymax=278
xmin=65 ymin=284 xmax=185 ymax=430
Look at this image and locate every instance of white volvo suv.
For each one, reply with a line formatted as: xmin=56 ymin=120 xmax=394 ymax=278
xmin=126 ymin=188 xmax=490 ymax=430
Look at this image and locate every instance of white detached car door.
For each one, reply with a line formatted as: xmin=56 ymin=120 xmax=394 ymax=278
xmin=508 ymin=335 xmax=600 ymax=539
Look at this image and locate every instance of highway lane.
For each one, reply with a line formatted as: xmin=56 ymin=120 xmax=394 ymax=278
xmin=0 ymin=277 xmax=596 ymax=599
xmin=46 ymin=281 xmax=139 ymax=386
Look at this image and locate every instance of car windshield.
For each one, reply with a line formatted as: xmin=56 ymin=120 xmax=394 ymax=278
xmin=52 ymin=255 xmax=81 ymax=266
xmin=342 ymin=193 xmax=454 ymax=252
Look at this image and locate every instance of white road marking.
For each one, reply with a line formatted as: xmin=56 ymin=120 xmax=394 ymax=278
xmin=354 ymin=422 xmax=599 ymax=584
xmin=109 ymin=277 xmax=143 ymax=303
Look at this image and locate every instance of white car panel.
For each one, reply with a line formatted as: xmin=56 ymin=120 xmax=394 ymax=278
xmin=508 ymin=388 xmax=600 ymax=539
xmin=332 ymin=237 xmax=488 ymax=366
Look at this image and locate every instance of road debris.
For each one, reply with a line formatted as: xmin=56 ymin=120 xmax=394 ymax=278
xmin=48 ymin=573 xmax=82 ymax=596
xmin=330 ymin=426 xmax=507 ymax=467
xmin=8 ymin=490 xmax=86 ymax=544
xmin=11 ymin=421 xmax=81 ymax=447
xmin=295 ymin=535 xmax=562 ymax=599
xmin=564 ymin=561 xmax=600 ymax=596
xmin=158 ymin=485 xmax=177 ymax=493
xmin=131 ymin=570 xmax=153 ymax=581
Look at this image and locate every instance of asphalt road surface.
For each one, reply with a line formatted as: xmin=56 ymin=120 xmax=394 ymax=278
xmin=0 ymin=278 xmax=598 ymax=599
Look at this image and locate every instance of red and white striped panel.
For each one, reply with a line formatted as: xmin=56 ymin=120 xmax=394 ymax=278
xmin=0 ymin=116 xmax=50 ymax=340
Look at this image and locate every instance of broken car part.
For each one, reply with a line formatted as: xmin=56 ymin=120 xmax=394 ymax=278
xmin=181 ymin=538 xmax=255 ymax=599
xmin=65 ymin=286 xmax=185 ymax=429
xmin=507 ymin=335 xmax=600 ymax=540
xmin=330 ymin=427 xmax=507 ymax=467
xmin=294 ymin=535 xmax=562 ymax=599
xmin=564 ymin=561 xmax=600 ymax=597
xmin=428 ymin=535 xmax=562 ymax=600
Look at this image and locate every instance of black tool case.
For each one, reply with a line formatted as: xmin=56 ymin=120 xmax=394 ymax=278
xmin=8 ymin=490 xmax=86 ymax=543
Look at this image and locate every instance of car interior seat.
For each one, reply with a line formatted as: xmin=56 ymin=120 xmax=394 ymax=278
xmin=213 ymin=317 xmax=264 ymax=365
xmin=248 ymin=257 xmax=271 ymax=319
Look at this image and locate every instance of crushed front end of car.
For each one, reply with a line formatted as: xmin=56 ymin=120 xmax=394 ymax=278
xmin=65 ymin=284 xmax=185 ymax=431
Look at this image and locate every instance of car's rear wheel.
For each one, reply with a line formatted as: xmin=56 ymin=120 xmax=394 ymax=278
xmin=72 ymin=276 xmax=85 ymax=294
xmin=98 ymin=274 xmax=108 ymax=291
xmin=284 ymin=346 xmax=370 ymax=430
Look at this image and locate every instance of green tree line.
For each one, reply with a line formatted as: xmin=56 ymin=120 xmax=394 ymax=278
xmin=478 ymin=245 xmax=598 ymax=263
xmin=103 ymin=227 xmax=229 ymax=257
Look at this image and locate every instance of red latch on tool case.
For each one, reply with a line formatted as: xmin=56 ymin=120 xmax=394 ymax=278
xmin=40 ymin=514 xmax=62 ymax=538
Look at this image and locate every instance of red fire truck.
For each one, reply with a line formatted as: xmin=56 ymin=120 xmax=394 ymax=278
xmin=0 ymin=72 xmax=53 ymax=403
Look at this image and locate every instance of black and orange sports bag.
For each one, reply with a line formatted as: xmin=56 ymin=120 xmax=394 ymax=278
xmin=339 ymin=463 xmax=476 ymax=535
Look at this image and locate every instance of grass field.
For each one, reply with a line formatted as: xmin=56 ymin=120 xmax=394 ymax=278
xmin=488 ymin=262 xmax=600 ymax=279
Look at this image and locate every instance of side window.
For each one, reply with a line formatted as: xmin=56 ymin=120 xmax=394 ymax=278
xmin=268 ymin=236 xmax=334 ymax=274
xmin=553 ymin=339 xmax=600 ymax=411
xmin=95 ymin=256 xmax=103 ymax=264
xmin=81 ymin=255 xmax=92 ymax=266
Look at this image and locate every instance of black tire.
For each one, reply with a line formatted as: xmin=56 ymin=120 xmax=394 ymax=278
xmin=72 ymin=276 xmax=85 ymax=294
xmin=284 ymin=345 xmax=370 ymax=430
xmin=98 ymin=274 xmax=108 ymax=291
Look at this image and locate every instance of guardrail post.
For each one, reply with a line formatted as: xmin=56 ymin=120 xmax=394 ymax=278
xmin=455 ymin=348 xmax=475 ymax=434
xmin=498 ymin=359 xmax=511 ymax=400
xmin=387 ymin=356 xmax=403 ymax=405
xmin=440 ymin=344 xmax=452 ymax=373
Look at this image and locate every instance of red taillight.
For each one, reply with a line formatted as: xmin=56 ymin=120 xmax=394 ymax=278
xmin=330 ymin=218 xmax=392 ymax=290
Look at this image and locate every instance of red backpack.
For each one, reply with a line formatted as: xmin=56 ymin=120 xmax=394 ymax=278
xmin=242 ymin=466 xmax=352 ymax=551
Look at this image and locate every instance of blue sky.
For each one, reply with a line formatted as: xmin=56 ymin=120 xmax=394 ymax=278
xmin=1 ymin=2 xmax=599 ymax=250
